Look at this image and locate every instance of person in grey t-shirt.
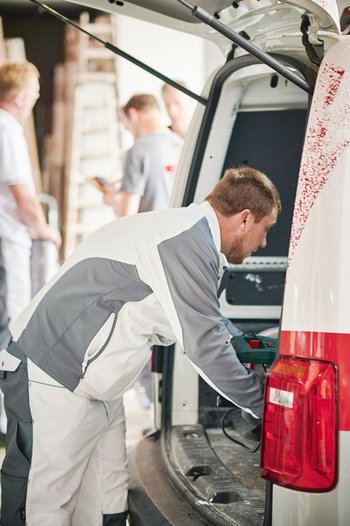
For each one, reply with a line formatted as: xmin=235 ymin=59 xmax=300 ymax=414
xmin=103 ymin=93 xmax=183 ymax=216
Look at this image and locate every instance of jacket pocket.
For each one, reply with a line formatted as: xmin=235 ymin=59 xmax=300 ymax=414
xmin=1 ymin=469 xmax=28 ymax=525
xmin=0 ymin=351 xmax=31 ymax=423
xmin=0 ymin=348 xmax=21 ymax=379
xmin=82 ymin=313 xmax=116 ymax=374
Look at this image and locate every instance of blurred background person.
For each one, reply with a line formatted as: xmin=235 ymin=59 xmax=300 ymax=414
xmin=0 ymin=61 xmax=61 ymax=323
xmin=0 ymin=61 xmax=61 ymax=438
xmin=161 ymin=81 xmax=196 ymax=139
xmin=103 ymin=93 xmax=183 ymax=217
xmin=0 ymin=244 xmax=9 ymax=444
xmin=0 ymin=244 xmax=9 ymax=350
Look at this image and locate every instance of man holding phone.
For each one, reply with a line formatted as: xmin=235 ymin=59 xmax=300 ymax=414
xmin=102 ymin=93 xmax=183 ymax=217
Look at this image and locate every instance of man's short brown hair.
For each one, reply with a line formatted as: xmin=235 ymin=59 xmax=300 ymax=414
xmin=122 ymin=94 xmax=160 ymax=116
xmin=0 ymin=61 xmax=39 ymax=102
xmin=206 ymin=166 xmax=281 ymax=221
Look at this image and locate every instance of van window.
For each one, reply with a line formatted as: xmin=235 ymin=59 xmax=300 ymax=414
xmin=222 ymin=108 xmax=308 ymax=257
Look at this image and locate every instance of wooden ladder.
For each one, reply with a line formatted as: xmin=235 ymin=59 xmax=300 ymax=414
xmin=61 ymin=13 xmax=123 ymax=258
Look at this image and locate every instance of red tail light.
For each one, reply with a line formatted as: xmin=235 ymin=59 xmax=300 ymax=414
xmin=261 ymin=356 xmax=337 ymax=491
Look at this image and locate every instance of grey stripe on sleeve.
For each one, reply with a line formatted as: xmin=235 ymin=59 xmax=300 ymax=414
xmin=158 ymin=218 xmax=264 ymax=418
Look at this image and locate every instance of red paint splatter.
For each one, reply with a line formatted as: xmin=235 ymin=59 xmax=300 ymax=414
xmin=325 ymin=68 xmax=344 ymax=105
xmin=288 ymin=62 xmax=350 ymax=266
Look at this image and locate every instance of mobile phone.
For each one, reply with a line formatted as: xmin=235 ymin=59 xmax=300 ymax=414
xmin=89 ymin=176 xmax=112 ymax=192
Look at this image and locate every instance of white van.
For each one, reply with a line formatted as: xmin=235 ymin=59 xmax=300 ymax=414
xmin=58 ymin=1 xmax=350 ymax=524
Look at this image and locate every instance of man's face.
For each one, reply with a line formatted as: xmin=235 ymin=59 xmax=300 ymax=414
xmin=162 ymin=88 xmax=189 ymax=126
xmin=17 ymin=75 xmax=40 ymax=119
xmin=224 ymin=207 xmax=278 ymax=264
xmin=121 ymin=109 xmax=142 ymax=139
xmin=121 ymin=111 xmax=135 ymax=135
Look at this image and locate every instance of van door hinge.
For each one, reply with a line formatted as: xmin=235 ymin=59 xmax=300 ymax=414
xmin=300 ymin=15 xmax=323 ymax=66
xmin=177 ymin=0 xmax=313 ymax=94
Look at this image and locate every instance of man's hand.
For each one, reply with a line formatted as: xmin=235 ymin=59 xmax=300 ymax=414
xmin=103 ymin=190 xmax=141 ymax=218
xmin=32 ymin=224 xmax=61 ymax=249
xmin=241 ymin=410 xmax=262 ymax=425
xmin=102 ymin=187 xmax=119 ymax=207
xmin=10 ymin=184 xmax=61 ymax=249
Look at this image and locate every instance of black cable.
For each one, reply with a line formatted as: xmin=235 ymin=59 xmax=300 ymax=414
xmin=300 ymin=15 xmax=322 ymax=67
xmin=176 ymin=0 xmax=313 ymax=94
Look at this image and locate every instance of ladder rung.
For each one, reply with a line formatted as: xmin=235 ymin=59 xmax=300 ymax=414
xmin=83 ymin=48 xmax=116 ymax=60
xmin=81 ymin=125 xmax=113 ymax=134
xmin=78 ymin=72 xmax=117 ymax=84
xmin=69 ymin=200 xmax=105 ymax=209
xmin=81 ymin=23 xmax=114 ymax=37
xmin=80 ymin=150 xmax=111 ymax=159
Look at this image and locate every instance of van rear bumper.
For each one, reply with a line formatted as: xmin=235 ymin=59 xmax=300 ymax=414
xmin=128 ymin=432 xmax=209 ymax=526
xmin=128 ymin=424 xmax=267 ymax=526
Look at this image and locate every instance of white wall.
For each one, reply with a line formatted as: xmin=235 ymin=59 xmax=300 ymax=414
xmin=115 ymin=15 xmax=223 ymax=144
xmin=116 ymin=16 xmax=206 ymax=101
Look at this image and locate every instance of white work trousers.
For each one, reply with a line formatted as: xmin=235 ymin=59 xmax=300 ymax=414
xmin=26 ymin=360 xmax=129 ymax=526
xmin=1 ymin=239 xmax=31 ymax=321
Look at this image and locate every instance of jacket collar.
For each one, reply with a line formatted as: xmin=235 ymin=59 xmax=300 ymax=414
xmin=198 ymin=201 xmax=228 ymax=268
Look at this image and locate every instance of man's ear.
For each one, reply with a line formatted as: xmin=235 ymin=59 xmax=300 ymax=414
xmin=239 ymin=209 xmax=252 ymax=230
xmin=13 ymin=91 xmax=24 ymax=109
xmin=127 ymin=107 xmax=139 ymax=123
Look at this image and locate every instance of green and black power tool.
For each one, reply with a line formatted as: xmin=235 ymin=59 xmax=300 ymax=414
xmin=231 ymin=331 xmax=278 ymax=366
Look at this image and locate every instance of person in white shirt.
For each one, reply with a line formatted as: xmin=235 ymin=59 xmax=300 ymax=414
xmin=0 ymin=61 xmax=61 ymax=323
xmin=0 ymin=61 xmax=61 ymax=439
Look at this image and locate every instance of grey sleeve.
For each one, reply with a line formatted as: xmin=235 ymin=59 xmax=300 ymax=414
xmin=157 ymin=219 xmax=264 ymax=418
xmin=120 ymin=145 xmax=148 ymax=196
xmin=221 ymin=317 xmax=242 ymax=336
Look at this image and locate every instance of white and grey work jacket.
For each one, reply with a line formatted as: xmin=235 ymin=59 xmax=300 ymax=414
xmin=10 ymin=201 xmax=263 ymax=418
